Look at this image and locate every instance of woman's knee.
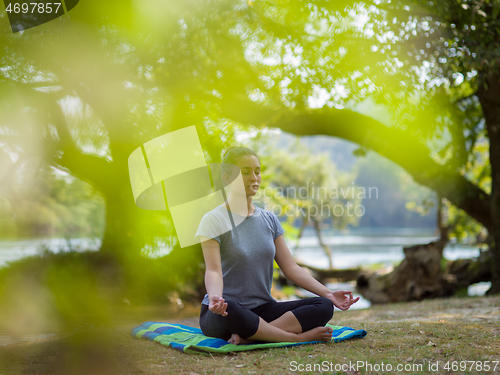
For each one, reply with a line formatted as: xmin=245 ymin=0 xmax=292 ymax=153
xmin=224 ymin=298 xmax=238 ymax=309
xmin=316 ymin=297 xmax=334 ymax=322
xmin=216 ymin=299 xmax=255 ymax=325
xmin=224 ymin=299 xmax=244 ymax=316
xmin=293 ymin=297 xmax=334 ymax=332
xmin=209 ymin=299 xmax=259 ymax=339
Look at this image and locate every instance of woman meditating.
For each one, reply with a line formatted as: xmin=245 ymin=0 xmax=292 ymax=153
xmin=195 ymin=146 xmax=359 ymax=345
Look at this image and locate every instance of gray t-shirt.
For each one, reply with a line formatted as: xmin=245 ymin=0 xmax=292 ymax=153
xmin=195 ymin=204 xmax=285 ymax=309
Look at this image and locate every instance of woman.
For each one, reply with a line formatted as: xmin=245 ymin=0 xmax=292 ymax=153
xmin=195 ymin=146 xmax=359 ymax=345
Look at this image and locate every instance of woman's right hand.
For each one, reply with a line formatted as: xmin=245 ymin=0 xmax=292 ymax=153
xmin=208 ymin=295 xmax=228 ymax=316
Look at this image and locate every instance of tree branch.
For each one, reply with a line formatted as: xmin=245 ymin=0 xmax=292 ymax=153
xmin=45 ymin=96 xmax=113 ymax=192
xmin=218 ymin=97 xmax=492 ymax=230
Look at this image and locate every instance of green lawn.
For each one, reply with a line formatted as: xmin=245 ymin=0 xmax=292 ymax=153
xmin=1 ymin=295 xmax=499 ymax=375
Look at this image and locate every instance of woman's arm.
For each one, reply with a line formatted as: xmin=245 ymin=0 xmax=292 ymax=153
xmin=274 ymin=234 xmax=359 ymax=310
xmin=274 ymin=235 xmax=330 ymax=297
xmin=200 ymin=236 xmax=228 ymax=316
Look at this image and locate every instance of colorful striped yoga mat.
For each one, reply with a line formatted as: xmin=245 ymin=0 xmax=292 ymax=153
xmin=131 ymin=322 xmax=367 ymax=354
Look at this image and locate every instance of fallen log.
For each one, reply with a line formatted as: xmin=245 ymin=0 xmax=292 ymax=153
xmin=356 ymin=239 xmax=452 ymax=303
xmin=445 ymin=250 xmax=492 ymax=288
xmin=276 ymin=261 xmax=361 ymax=287
xmin=356 ymin=239 xmax=492 ymax=304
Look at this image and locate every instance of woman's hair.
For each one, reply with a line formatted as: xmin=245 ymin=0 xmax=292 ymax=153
xmin=221 ymin=146 xmax=260 ymax=181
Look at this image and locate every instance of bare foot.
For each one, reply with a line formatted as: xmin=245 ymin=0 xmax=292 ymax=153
xmin=297 ymin=326 xmax=333 ymax=342
xmin=227 ymin=333 xmax=255 ymax=345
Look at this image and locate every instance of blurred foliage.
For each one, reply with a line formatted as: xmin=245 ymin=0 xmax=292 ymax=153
xmin=0 ymin=164 xmax=104 ymax=239
xmin=441 ymin=200 xmax=489 ymax=246
xmin=0 ymin=250 xmax=117 ymax=335
xmin=0 ymin=244 xmax=204 ymax=334
xmin=274 ymin=132 xmax=439 ymax=229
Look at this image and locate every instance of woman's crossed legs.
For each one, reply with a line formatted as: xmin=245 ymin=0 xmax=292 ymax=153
xmin=199 ymin=297 xmax=334 ymax=344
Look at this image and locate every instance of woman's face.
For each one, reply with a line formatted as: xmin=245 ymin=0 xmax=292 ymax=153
xmin=224 ymin=154 xmax=261 ymax=197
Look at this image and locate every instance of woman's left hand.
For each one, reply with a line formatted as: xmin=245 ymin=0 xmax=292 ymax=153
xmin=325 ymin=290 xmax=360 ymax=311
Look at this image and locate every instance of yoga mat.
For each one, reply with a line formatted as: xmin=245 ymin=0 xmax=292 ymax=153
xmin=131 ymin=321 xmax=367 ymax=354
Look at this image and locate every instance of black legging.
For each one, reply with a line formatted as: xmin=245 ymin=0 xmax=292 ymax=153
xmin=199 ymin=297 xmax=334 ymax=341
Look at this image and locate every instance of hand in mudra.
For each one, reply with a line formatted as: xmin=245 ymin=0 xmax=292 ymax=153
xmin=209 ymin=295 xmax=228 ymax=316
xmin=325 ymin=290 xmax=360 ymax=311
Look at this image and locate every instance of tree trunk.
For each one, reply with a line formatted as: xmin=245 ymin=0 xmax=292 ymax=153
xmin=294 ymin=218 xmax=309 ymax=255
xmin=100 ymin=183 xmax=151 ymax=256
xmin=311 ymin=216 xmax=333 ymax=269
xmin=437 ymin=194 xmax=449 ymax=241
xmin=97 ymin=146 xmax=171 ymax=260
xmin=476 ymin=73 xmax=500 ymax=295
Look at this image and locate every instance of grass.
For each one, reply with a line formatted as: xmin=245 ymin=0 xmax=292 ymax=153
xmin=0 ymin=295 xmax=499 ymax=375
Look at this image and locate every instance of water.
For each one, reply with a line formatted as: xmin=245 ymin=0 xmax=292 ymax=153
xmin=292 ymin=234 xmax=481 ymax=269
xmin=0 ymin=238 xmax=101 ymax=268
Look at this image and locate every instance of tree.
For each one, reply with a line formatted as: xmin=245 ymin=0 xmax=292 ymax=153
xmin=251 ymin=137 xmax=361 ymax=268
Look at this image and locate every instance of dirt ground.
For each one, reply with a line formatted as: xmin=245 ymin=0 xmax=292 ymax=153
xmin=1 ymin=294 xmax=499 ymax=375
